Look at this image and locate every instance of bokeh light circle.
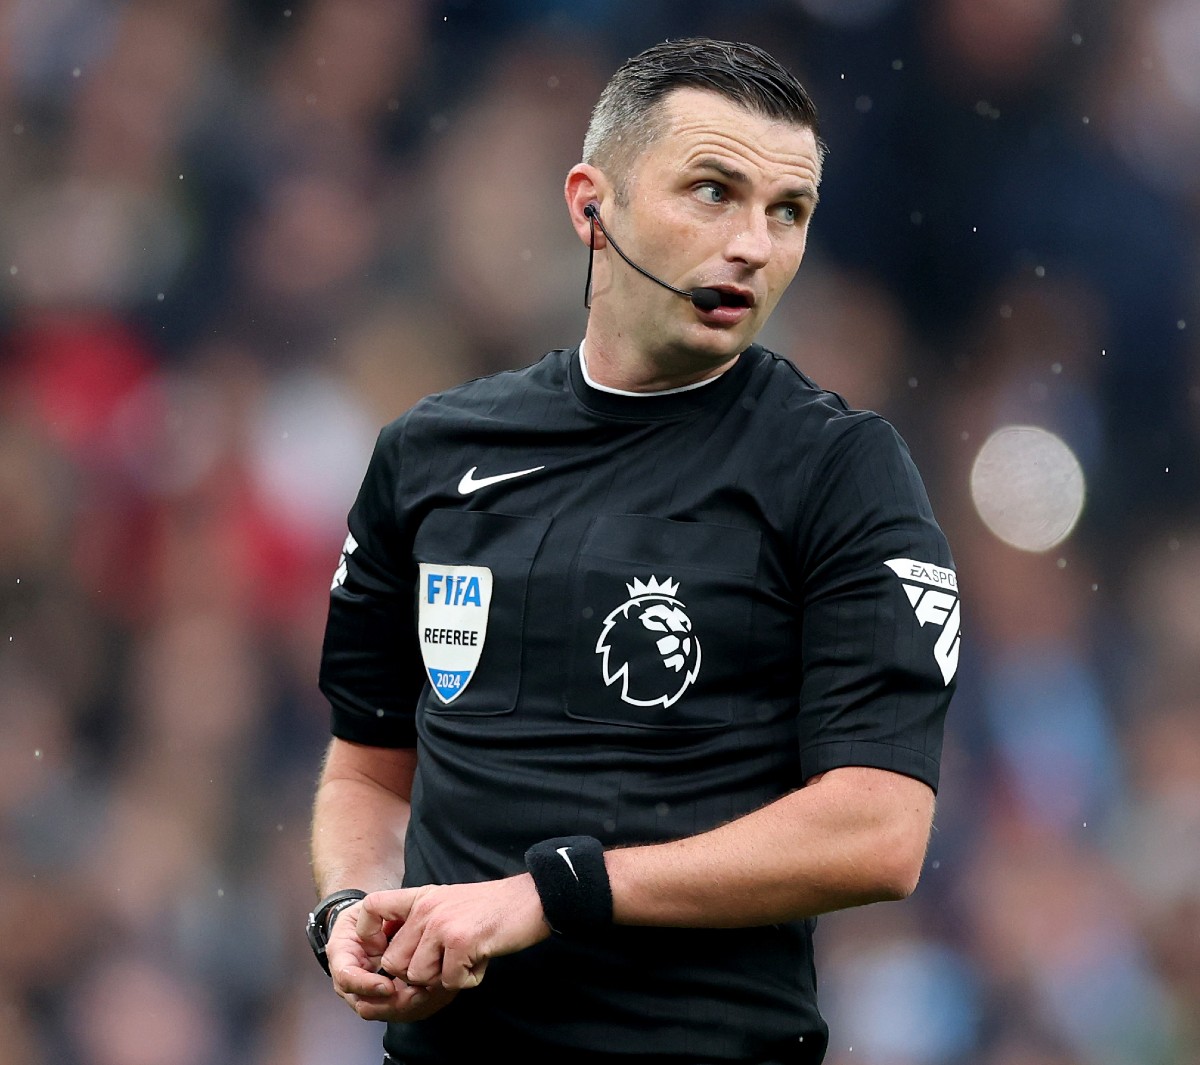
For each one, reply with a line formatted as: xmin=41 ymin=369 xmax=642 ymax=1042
xmin=969 ymin=426 xmax=1086 ymax=552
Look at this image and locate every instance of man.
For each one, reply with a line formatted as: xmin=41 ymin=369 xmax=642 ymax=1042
xmin=309 ymin=38 xmax=958 ymax=1064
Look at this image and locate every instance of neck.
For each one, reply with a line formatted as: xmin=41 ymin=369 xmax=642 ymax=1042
xmin=581 ymin=324 xmax=741 ymax=393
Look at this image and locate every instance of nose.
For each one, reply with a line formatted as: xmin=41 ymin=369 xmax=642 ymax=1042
xmin=724 ymin=211 xmax=772 ymax=270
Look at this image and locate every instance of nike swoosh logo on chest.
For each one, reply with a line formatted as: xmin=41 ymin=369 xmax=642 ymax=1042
xmin=457 ymin=465 xmax=546 ymax=494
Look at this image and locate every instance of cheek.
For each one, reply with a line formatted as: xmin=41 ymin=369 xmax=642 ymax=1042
xmin=772 ymin=235 xmax=808 ymax=283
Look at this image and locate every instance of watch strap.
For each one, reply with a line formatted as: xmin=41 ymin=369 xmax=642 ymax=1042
xmin=306 ymin=888 xmax=368 ymax=976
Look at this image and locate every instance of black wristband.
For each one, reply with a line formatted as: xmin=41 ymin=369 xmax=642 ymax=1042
xmin=524 ymin=835 xmax=612 ymax=936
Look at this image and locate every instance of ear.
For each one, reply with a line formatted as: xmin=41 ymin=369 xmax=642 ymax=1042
xmin=565 ymin=164 xmax=609 ymax=248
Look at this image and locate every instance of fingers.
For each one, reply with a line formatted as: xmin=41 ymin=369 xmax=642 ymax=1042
xmin=378 ymin=906 xmax=489 ymax=990
xmin=443 ymin=949 xmax=488 ymax=990
xmin=401 ymin=927 xmax=450 ymax=987
xmin=373 ymin=877 xmax=548 ymax=990
xmin=332 ymin=956 xmax=394 ymax=999
xmin=356 ymin=888 xmax=419 ymax=940
xmin=342 ymin=979 xmax=434 ymax=1022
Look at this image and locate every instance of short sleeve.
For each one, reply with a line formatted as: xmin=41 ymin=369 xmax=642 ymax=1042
xmin=319 ymin=422 xmax=424 ymax=747
xmin=794 ymin=415 xmax=958 ymax=791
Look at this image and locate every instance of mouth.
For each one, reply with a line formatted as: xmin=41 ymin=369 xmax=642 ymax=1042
xmin=705 ymin=285 xmax=756 ymax=309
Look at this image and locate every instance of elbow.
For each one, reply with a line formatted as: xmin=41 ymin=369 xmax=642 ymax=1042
xmin=865 ymin=834 xmax=929 ymax=902
xmin=875 ymin=859 xmax=922 ymax=902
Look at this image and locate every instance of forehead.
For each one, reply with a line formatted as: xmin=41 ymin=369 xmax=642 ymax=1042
xmin=636 ymin=87 xmax=821 ymax=188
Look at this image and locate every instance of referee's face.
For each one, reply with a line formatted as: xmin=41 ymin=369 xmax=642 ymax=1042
xmin=598 ymin=88 xmax=821 ymax=375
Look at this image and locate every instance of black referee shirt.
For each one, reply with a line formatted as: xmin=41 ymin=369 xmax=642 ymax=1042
xmin=320 ymin=343 xmax=958 ymax=1063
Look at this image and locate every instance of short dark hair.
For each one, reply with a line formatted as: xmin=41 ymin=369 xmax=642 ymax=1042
xmin=582 ymin=38 xmax=825 ymax=194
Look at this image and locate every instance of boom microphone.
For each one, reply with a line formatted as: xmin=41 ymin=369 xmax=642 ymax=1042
xmin=583 ymin=203 xmax=724 ymax=312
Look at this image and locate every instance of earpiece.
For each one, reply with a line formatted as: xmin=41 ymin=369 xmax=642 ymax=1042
xmin=584 ymin=203 xmax=599 ymax=220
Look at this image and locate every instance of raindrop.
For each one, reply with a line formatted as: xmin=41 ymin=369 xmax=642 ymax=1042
xmin=1100 ymin=348 xmax=1107 ymax=356
xmin=547 ymin=76 xmax=560 ymax=88
xmin=855 ymin=95 xmax=873 ymax=113
xmin=891 ymin=59 xmax=903 ymax=71
xmin=387 ymin=98 xmax=399 ymax=111
xmin=305 ymin=94 xmax=317 ymax=106
xmin=1168 ymin=538 xmax=1180 ymax=551
xmin=156 ymin=292 xmax=165 ymax=302
xmin=520 ymin=249 xmax=532 ymax=261
xmin=1034 ymin=265 xmax=1045 ymax=278
xmin=931 ymin=859 xmax=940 ymax=869
xmin=1071 ymin=32 xmax=1083 ymax=45
xmin=1082 ymin=116 xmax=1090 ymax=125
xmin=276 ymin=824 xmax=284 ymax=832
xmin=376 ymin=707 xmax=385 ymax=717
xmin=1091 ymin=583 xmax=1098 ymax=591
xmin=1057 ymin=558 xmax=1067 ymax=568
xmin=1178 ymin=320 xmax=1187 ymax=330
xmin=8 ymin=265 xmax=16 ymax=275
xmin=999 ymin=304 xmax=1012 ymax=318
xmin=908 ymin=377 xmax=918 ymax=388
xmin=284 ymin=8 xmax=292 ymax=16
xmin=1051 ymin=362 xmax=1062 ymax=374
xmin=72 ymin=68 xmax=81 ymax=78
xmin=1165 ymin=467 xmax=1170 ymax=473
xmin=960 ymin=431 xmax=970 ymax=441
xmin=217 ymin=888 xmax=225 ymax=898
xmin=34 ymin=749 xmax=42 ymax=760
xmin=972 ymin=226 xmax=977 ymax=233
xmin=655 ymin=802 xmax=670 ymax=816
xmin=910 ymin=210 xmax=923 ymax=225
xmin=1082 ymin=821 xmax=1088 ymax=828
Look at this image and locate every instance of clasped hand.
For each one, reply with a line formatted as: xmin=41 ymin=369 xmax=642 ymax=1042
xmin=327 ymin=873 xmax=550 ymax=1022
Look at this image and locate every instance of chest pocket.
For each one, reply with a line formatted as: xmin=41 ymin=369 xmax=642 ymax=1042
xmin=412 ymin=509 xmax=549 ymax=715
xmin=566 ymin=515 xmax=761 ymax=730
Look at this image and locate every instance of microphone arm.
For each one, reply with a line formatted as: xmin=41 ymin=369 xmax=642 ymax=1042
xmin=583 ymin=204 xmax=723 ymax=313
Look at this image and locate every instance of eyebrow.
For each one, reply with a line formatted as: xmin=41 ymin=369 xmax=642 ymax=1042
xmin=690 ymin=157 xmax=820 ymax=206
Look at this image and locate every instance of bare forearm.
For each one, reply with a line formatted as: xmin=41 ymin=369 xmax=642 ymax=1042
xmin=310 ymin=741 xmax=416 ymax=897
xmin=606 ymin=766 xmax=934 ymax=927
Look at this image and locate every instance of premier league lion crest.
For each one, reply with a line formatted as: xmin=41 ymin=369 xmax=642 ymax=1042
xmin=595 ymin=576 xmax=702 ymax=709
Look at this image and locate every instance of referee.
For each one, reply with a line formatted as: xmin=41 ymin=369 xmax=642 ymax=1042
xmin=308 ymin=38 xmax=957 ymax=1064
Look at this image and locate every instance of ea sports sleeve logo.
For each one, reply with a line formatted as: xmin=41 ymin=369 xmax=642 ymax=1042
xmin=595 ymin=576 xmax=702 ymax=709
xmin=884 ymin=558 xmax=960 ymax=685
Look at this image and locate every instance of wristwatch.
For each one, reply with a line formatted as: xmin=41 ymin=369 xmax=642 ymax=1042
xmin=305 ymin=888 xmax=367 ymax=976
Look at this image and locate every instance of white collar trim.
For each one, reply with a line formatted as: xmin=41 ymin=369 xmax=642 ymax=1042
xmin=578 ymin=340 xmax=729 ymax=397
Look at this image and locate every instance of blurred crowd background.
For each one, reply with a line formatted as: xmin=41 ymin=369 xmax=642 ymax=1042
xmin=1 ymin=0 xmax=1198 ymax=1063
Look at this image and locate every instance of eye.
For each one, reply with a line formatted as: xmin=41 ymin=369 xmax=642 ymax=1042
xmin=772 ymin=203 xmax=800 ymax=225
xmin=695 ymin=182 xmax=725 ymax=205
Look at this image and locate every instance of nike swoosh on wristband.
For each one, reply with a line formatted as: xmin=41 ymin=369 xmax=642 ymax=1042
xmin=555 ymin=846 xmax=579 ymax=881
xmin=457 ymin=465 xmax=546 ymax=494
